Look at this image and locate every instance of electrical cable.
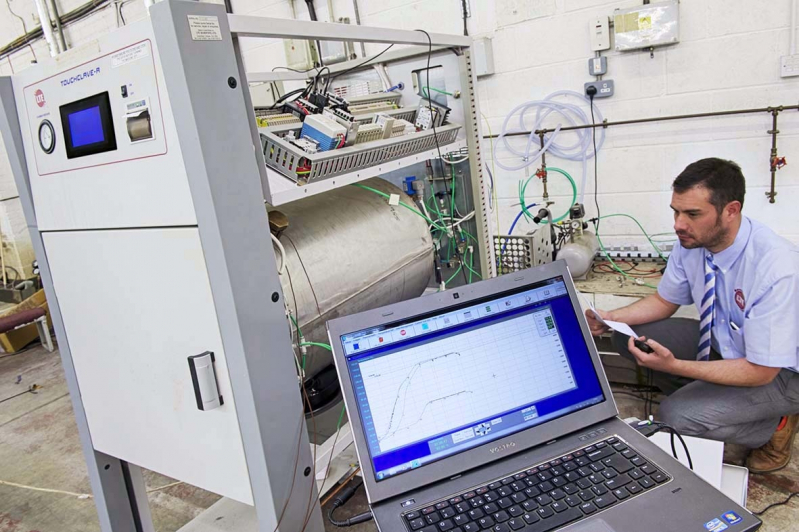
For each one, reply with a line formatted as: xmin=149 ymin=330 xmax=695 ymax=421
xmin=589 ymin=93 xmax=600 ymax=231
xmin=440 ymin=154 xmax=468 ymax=165
xmin=320 ymin=467 xmax=361 ymax=507
xmin=3 ymin=0 xmax=37 ymax=62
xmin=324 ymin=43 xmax=395 ymax=92
xmin=417 ymin=28 xmax=469 ymax=286
xmin=493 ymin=91 xmax=605 ymax=204
xmin=271 ymin=233 xmax=287 ymax=275
xmin=2 ymin=0 xmax=114 ymax=61
xmin=306 ymin=404 xmax=348 ymax=532
xmin=611 ymin=390 xmax=661 ymax=405
xmin=299 ymin=384 xmax=319 ymax=532
xmin=298 ymin=341 xmax=332 ymax=351
xmin=654 ymin=422 xmax=693 ymax=470
xmin=269 ymin=407 xmax=310 ymax=532
xmin=480 ymin=113 xmax=501 ymax=242
xmin=422 ymin=86 xmax=455 ymax=99
xmin=0 ymin=479 xmax=92 ymax=499
xmin=327 ymin=480 xmax=373 ymax=527
xmin=591 ymin=213 xmax=669 ymax=290
xmin=754 ymin=491 xmax=799 ymax=516
xmin=461 ymin=0 xmax=468 ymax=36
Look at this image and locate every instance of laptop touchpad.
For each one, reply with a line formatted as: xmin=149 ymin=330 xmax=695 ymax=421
xmin=565 ymin=519 xmax=618 ymax=532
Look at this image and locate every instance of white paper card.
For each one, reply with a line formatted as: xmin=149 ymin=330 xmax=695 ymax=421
xmin=388 ymin=193 xmax=400 ymax=206
xmin=604 ymin=319 xmax=638 ymax=338
xmin=578 ymin=291 xmax=639 ymax=338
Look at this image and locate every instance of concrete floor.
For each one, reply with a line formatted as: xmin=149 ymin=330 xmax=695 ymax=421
xmin=1 ymin=345 xmax=797 ymax=532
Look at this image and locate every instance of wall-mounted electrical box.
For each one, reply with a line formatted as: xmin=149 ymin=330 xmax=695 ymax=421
xmin=613 ymin=1 xmax=679 ymax=52
xmin=473 ymin=37 xmax=495 ymax=77
xmin=590 ymin=17 xmax=611 ymax=51
xmin=284 ymin=38 xmax=316 ymax=70
xmin=589 ymin=56 xmax=607 ymax=76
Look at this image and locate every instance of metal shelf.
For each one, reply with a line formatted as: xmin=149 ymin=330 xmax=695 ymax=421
xmin=262 ymin=123 xmax=460 ymax=181
xmin=264 ymin=139 xmax=466 ymax=206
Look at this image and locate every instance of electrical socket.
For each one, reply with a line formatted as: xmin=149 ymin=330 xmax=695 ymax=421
xmin=585 ymin=79 xmax=614 ymax=98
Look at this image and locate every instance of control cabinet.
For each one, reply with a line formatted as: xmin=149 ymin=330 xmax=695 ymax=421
xmin=11 ymin=22 xmax=253 ymax=504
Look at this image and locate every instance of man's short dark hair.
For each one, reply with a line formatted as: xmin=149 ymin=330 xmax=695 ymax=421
xmin=672 ymin=158 xmax=746 ymax=212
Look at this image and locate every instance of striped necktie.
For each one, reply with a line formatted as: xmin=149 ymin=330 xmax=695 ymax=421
xmin=698 ymin=254 xmax=717 ymax=361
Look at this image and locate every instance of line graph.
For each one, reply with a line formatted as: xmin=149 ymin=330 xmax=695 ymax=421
xmin=359 ymin=308 xmax=575 ymax=453
xmin=374 ymin=352 xmax=462 ymax=442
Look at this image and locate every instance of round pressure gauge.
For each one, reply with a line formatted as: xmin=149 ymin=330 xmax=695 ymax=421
xmin=38 ymin=120 xmax=55 ymax=154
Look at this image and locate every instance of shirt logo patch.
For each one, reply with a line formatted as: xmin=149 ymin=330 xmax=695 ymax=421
xmin=734 ymin=289 xmax=745 ymax=310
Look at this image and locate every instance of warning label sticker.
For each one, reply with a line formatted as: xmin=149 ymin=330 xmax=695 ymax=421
xmin=111 ymin=42 xmax=150 ymax=68
xmin=188 ymin=15 xmax=222 ymax=41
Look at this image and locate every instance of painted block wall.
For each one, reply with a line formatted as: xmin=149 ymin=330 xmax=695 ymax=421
xmin=2 ymin=0 xmax=799 ymax=269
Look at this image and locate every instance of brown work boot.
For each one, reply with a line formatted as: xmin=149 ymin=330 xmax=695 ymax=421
xmin=746 ymin=414 xmax=799 ymax=473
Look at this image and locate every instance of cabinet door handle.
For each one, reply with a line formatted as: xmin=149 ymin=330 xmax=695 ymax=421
xmin=188 ymin=351 xmax=224 ymax=411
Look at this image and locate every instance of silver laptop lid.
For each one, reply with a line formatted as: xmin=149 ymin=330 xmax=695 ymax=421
xmin=327 ymin=260 xmax=618 ymax=504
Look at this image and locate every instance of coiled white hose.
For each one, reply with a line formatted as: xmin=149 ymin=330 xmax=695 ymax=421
xmin=492 ymin=90 xmax=606 ymax=204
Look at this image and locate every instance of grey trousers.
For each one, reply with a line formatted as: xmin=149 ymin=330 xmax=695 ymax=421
xmin=612 ymin=318 xmax=799 ymax=448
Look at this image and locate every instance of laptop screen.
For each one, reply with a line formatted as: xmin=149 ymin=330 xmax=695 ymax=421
xmin=340 ymin=276 xmax=605 ymax=482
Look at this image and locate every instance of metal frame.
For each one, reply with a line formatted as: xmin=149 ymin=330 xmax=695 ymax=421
xmin=0 ymin=1 xmax=493 ymax=530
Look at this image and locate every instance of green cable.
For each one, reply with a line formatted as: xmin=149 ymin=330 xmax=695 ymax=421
xmin=422 ymin=86 xmax=454 ymax=98
xmin=289 ymin=314 xmax=306 ymax=369
xmin=597 ymin=214 xmax=669 ymax=261
xmin=355 ymin=182 xmax=480 ymax=281
xmin=445 ymin=264 xmax=463 ymax=286
xmin=298 ymin=341 xmax=332 ymax=351
xmin=464 ymin=248 xmax=482 ymax=281
xmin=335 ymin=404 xmax=346 ymax=430
xmin=595 ymin=232 xmax=658 ymax=290
xmin=594 ymin=213 xmax=669 ymax=290
xmin=450 ymin=161 xmax=457 ymax=226
xmin=352 ymin=184 xmax=447 ymax=232
xmin=289 ymin=314 xmax=302 ymax=335
xmin=519 ymin=167 xmax=577 ymax=224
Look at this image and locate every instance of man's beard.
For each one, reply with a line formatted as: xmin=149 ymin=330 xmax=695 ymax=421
xmin=679 ymin=216 xmax=728 ymax=250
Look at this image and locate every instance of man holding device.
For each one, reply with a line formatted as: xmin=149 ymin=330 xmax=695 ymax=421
xmin=586 ymin=158 xmax=799 ymax=473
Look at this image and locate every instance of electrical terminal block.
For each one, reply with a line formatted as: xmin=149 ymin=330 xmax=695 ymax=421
xmin=256 ymin=113 xmax=303 ymax=128
xmin=374 ymin=112 xmax=395 ymax=139
xmin=354 ymin=123 xmax=383 ymax=144
xmin=286 ymin=131 xmax=320 ymax=154
xmin=349 ymin=100 xmax=399 ymax=115
xmin=391 ymin=119 xmax=416 ymax=138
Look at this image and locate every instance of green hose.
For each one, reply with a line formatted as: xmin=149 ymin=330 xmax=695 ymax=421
xmin=519 ymin=167 xmax=577 ymax=224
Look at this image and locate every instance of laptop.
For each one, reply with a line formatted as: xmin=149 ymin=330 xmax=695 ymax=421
xmin=327 ymin=260 xmax=760 ymax=532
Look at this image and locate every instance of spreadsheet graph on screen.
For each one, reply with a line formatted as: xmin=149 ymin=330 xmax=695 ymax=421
xmin=359 ymin=307 xmax=576 ymax=454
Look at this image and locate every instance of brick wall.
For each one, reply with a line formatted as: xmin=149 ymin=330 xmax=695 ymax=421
xmin=2 ymin=0 xmax=798 ymax=268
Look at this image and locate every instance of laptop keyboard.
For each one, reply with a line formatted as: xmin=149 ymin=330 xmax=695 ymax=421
xmin=401 ymin=436 xmax=671 ymax=532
